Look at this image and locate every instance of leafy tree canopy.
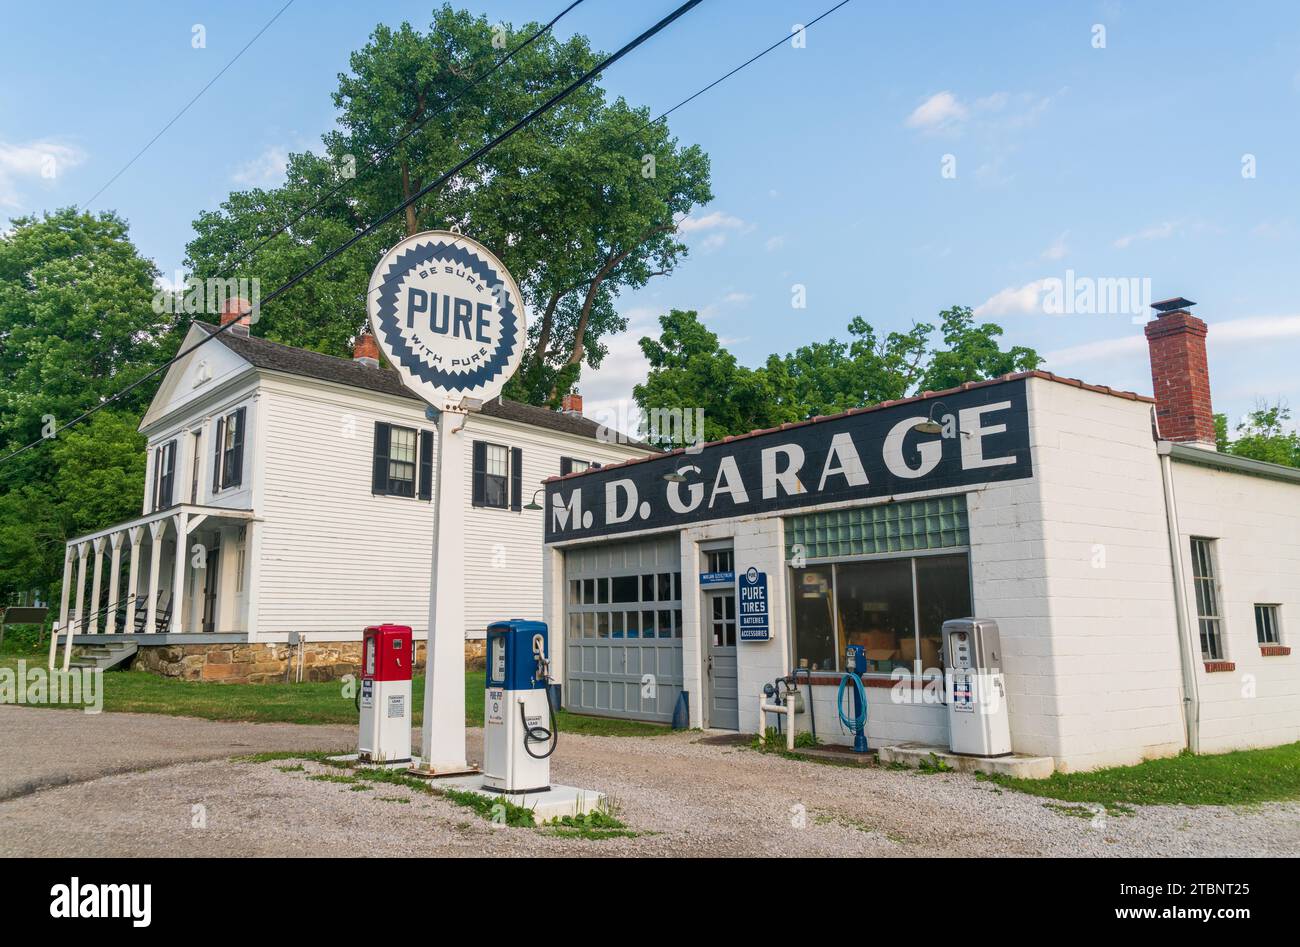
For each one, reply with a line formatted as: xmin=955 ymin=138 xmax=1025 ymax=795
xmin=1214 ymin=402 xmax=1300 ymax=468
xmin=186 ymin=4 xmax=712 ymax=406
xmin=634 ymin=306 xmax=1043 ymax=448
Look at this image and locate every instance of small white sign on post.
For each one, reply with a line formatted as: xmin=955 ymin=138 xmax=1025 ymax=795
xmin=367 ymin=231 xmax=527 ymax=774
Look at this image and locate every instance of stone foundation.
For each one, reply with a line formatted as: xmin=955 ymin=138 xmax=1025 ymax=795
xmin=128 ymin=638 xmax=485 ymax=684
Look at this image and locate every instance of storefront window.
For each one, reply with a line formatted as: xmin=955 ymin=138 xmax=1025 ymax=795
xmin=791 ymin=568 xmax=836 ymax=671
xmin=790 ymin=553 xmax=972 ymax=675
xmin=837 ymin=559 xmax=914 ymax=674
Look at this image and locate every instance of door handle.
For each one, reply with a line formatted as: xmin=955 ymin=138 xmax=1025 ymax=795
xmin=706 ymin=655 xmax=713 ymax=678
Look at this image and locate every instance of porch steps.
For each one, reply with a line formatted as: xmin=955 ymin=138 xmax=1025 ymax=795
xmin=70 ymin=640 xmax=139 ymax=671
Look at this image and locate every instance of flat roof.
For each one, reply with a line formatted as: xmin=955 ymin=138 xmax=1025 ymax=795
xmin=546 ymin=369 xmax=1153 ymax=484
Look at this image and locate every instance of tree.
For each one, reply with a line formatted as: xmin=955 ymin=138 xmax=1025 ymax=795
xmin=1215 ymin=402 xmax=1300 ymax=468
xmin=186 ymin=5 xmax=711 ymax=401
xmin=0 ymin=209 xmax=164 ymax=602
xmin=634 ymin=308 xmax=1043 ymax=447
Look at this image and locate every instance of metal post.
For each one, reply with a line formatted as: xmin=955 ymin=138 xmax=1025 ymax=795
xmin=419 ymin=407 xmax=471 ymax=773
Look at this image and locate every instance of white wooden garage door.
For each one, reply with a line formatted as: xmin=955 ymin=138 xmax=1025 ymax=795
xmin=563 ymin=535 xmax=683 ymax=723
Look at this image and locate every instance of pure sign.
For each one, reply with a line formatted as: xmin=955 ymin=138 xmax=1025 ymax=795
xmin=738 ymin=567 xmax=770 ymax=642
xmin=367 ymin=230 xmax=526 ymax=409
xmin=545 ymin=378 xmax=1032 ymax=541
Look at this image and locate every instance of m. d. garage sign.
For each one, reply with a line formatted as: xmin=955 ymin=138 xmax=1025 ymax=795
xmin=545 ymin=379 xmax=1032 ymax=542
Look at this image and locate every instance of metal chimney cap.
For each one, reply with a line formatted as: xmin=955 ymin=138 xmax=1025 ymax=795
xmin=1151 ymin=296 xmax=1196 ymax=313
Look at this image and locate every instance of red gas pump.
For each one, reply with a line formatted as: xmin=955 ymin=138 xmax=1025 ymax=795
xmin=358 ymin=624 xmax=413 ymax=764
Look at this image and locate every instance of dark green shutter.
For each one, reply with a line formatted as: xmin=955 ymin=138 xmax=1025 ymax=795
xmin=417 ymin=430 xmax=433 ymax=500
xmin=226 ymin=407 xmax=246 ymax=488
xmin=471 ymin=440 xmax=486 ymax=507
xmin=212 ymin=417 xmax=224 ymax=493
xmin=510 ymin=446 xmax=523 ymax=511
xmin=372 ymin=422 xmax=391 ymax=495
xmin=560 ymin=457 xmax=573 ymax=476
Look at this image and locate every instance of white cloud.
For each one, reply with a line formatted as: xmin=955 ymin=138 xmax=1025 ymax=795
xmin=1041 ymin=231 xmax=1069 ymax=261
xmin=764 ymin=235 xmax=784 ymax=252
xmin=721 ymin=291 xmax=752 ymax=305
xmin=973 ymin=279 xmax=1051 ymax=317
xmin=0 ymin=139 xmax=85 ymax=208
xmin=578 ymin=306 xmax=658 ymax=434
xmin=905 ymin=91 xmax=969 ymax=131
xmin=677 ymin=210 xmax=746 ymax=233
xmin=232 ymin=144 xmax=290 ymax=186
xmin=1113 ymin=220 xmax=1177 ymax=249
xmin=1044 ymin=314 xmax=1300 ymax=369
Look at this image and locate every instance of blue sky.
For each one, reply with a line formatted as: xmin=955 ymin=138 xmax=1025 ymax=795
xmin=3 ymin=0 xmax=1299 ymax=432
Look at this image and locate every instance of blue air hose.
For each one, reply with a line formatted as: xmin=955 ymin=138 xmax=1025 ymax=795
xmin=837 ymin=672 xmax=868 ymax=734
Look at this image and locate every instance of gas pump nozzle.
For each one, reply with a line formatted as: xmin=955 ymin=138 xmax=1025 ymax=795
xmin=532 ymin=633 xmax=551 ymax=683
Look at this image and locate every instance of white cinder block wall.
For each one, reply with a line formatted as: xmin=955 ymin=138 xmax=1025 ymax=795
xmin=1011 ymin=377 xmax=1186 ymax=770
xmin=1172 ymin=462 xmax=1300 ymax=752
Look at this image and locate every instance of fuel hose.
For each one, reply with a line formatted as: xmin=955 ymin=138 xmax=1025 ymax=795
xmin=521 ymin=685 xmax=559 ymax=760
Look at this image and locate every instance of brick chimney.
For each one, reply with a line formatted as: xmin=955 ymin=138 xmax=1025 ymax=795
xmin=1144 ymin=297 xmax=1216 ymax=448
xmin=560 ymin=391 xmax=583 ymax=416
xmin=353 ymin=331 xmax=379 ymax=368
xmin=219 ymin=297 xmax=252 ymax=337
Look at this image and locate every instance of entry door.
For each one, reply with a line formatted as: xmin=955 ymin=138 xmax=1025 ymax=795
xmin=201 ymin=542 xmax=220 ymax=634
xmin=705 ymin=589 xmax=738 ymax=729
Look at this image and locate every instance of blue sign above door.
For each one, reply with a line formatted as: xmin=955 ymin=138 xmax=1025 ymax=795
xmin=700 ymin=570 xmax=735 ymax=587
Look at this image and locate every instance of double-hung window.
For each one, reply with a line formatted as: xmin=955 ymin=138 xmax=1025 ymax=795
xmin=371 ymin=422 xmax=433 ymax=499
xmin=472 ymin=440 xmax=522 ymax=511
xmin=152 ymin=439 xmax=177 ymax=511
xmin=212 ymin=407 xmax=246 ymax=494
xmin=1255 ymin=605 xmax=1281 ymax=645
xmin=1190 ymin=538 xmax=1225 ymax=660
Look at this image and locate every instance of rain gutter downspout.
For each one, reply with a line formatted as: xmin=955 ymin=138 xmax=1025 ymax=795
xmin=1157 ymin=439 xmax=1200 ymax=754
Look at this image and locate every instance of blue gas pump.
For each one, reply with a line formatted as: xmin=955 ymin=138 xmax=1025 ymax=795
xmin=482 ymin=620 xmax=557 ymax=793
xmin=837 ymin=644 xmax=869 ymax=753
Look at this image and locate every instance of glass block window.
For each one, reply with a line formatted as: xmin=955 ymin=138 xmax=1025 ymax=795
xmin=785 ymin=494 xmax=969 ymax=561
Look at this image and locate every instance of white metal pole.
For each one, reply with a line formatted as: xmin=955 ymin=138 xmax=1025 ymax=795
xmin=419 ymin=407 xmax=470 ymax=772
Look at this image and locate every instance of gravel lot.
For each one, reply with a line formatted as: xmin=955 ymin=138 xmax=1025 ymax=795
xmin=2 ymin=704 xmax=1297 ymax=857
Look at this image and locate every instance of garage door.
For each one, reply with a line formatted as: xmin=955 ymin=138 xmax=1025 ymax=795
xmin=563 ymin=535 xmax=683 ymax=723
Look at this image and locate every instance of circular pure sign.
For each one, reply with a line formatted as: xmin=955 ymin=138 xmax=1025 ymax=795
xmin=367 ymin=230 xmax=526 ymax=409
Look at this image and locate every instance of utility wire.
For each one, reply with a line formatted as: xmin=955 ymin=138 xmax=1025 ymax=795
xmin=80 ymin=0 xmax=297 ymax=209
xmin=1 ymin=0 xmax=704 ymax=467
xmin=198 ymin=0 xmax=587 ymax=295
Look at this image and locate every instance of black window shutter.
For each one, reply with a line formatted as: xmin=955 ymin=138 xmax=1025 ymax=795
xmin=160 ymin=441 xmax=175 ymax=508
xmin=227 ymin=407 xmax=246 ymax=488
xmin=152 ymin=446 xmax=162 ymax=511
xmin=471 ymin=440 xmax=487 ymax=507
xmin=417 ymin=430 xmax=434 ymax=501
xmin=372 ymin=422 xmax=391 ymax=495
xmin=212 ymin=417 xmax=225 ymax=493
xmin=560 ymin=457 xmax=573 ymax=477
xmin=510 ymin=446 xmax=523 ymax=511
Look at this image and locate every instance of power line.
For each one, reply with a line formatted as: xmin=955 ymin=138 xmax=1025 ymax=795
xmin=80 ymin=0 xmax=298 ymax=210
xmin=1 ymin=0 xmax=704 ymax=467
xmin=198 ymin=0 xmax=588 ymax=294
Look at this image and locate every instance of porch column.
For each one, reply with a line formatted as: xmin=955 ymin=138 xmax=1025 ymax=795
xmin=124 ymin=526 xmax=143 ymax=634
xmin=88 ymin=536 xmax=106 ymax=634
xmin=147 ymin=520 xmax=166 ymax=634
xmin=57 ymin=546 xmax=74 ymax=633
xmin=104 ymin=531 xmax=124 ymax=635
xmin=170 ymin=511 xmax=188 ymax=634
xmin=72 ymin=543 xmax=89 ymax=637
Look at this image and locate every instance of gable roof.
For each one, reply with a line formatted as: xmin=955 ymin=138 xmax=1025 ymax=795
xmin=193 ymin=322 xmax=651 ymax=449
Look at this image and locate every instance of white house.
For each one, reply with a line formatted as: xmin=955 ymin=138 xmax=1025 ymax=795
xmin=53 ymin=307 xmax=651 ymax=681
xmin=540 ymin=298 xmax=1300 ymax=771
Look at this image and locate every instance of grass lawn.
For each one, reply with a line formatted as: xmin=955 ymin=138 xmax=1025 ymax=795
xmin=0 ymin=648 xmax=667 ymax=736
xmin=989 ymin=742 xmax=1300 ymax=808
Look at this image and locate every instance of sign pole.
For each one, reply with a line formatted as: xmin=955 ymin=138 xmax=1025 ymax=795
xmin=419 ymin=405 xmax=471 ymax=773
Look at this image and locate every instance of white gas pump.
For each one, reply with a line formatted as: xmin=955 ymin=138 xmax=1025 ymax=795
xmin=942 ymin=618 xmax=1012 ymax=756
xmin=482 ymin=620 xmax=557 ymax=794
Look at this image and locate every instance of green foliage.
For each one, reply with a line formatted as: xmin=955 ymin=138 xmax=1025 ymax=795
xmin=0 ymin=209 xmax=168 ymax=604
xmin=543 ymin=808 xmax=640 ymax=840
xmin=634 ymin=306 xmax=1042 ymax=446
xmin=186 ymin=5 xmax=711 ymax=402
xmin=1213 ymin=402 xmax=1300 ymax=468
